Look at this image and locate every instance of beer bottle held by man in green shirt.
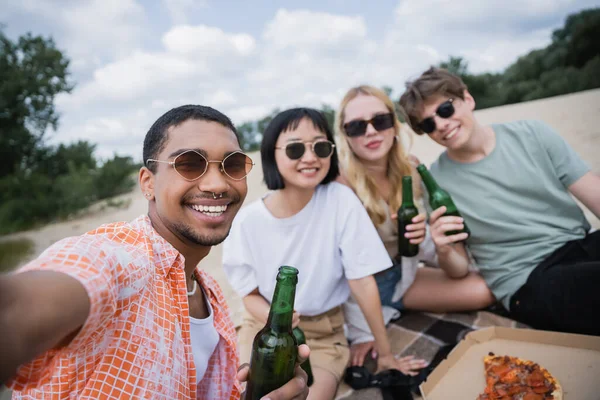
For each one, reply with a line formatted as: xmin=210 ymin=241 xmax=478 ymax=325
xmin=245 ymin=266 xmax=299 ymax=400
xmin=292 ymin=327 xmax=314 ymax=387
xmin=416 ymin=164 xmax=471 ymax=237
xmin=397 ymin=176 xmax=420 ymax=257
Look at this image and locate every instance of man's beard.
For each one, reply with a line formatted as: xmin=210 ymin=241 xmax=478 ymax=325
xmin=172 ymin=222 xmax=230 ymax=246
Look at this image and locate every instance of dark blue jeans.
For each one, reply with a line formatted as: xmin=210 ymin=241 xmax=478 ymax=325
xmin=374 ymin=264 xmax=405 ymax=311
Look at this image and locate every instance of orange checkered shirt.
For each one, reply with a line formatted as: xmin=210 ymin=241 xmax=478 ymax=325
xmin=7 ymin=215 xmax=242 ymax=399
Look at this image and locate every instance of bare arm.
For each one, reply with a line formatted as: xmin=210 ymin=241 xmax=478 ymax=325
xmin=569 ymin=171 xmax=600 ymax=220
xmin=348 ymin=276 xmax=427 ymax=374
xmin=436 ymin=246 xmax=470 ymax=278
xmin=0 ymin=270 xmax=90 ymax=385
xmin=242 ymin=288 xmax=300 ymax=328
xmin=242 ymin=288 xmax=270 ymax=325
xmin=436 ymin=240 xmax=471 ymax=279
xmin=347 ymin=277 xmax=392 ymax=361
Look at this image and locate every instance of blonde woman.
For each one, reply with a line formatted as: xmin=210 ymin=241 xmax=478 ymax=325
xmin=335 ymin=86 xmax=495 ymax=365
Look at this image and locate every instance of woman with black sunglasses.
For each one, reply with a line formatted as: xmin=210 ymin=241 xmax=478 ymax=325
xmin=222 ymin=108 xmax=426 ymax=399
xmin=334 ymin=86 xmax=495 ymax=366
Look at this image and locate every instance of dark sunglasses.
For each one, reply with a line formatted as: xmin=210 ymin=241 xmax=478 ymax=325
xmin=417 ymin=99 xmax=455 ymax=134
xmin=146 ymin=150 xmax=254 ymax=181
xmin=343 ymin=113 xmax=395 ymax=137
xmin=275 ymin=140 xmax=335 ymax=160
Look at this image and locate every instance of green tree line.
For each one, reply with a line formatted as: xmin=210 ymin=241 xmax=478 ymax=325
xmin=237 ymin=7 xmax=600 ymax=152
xmin=0 ymin=31 xmax=138 ymax=235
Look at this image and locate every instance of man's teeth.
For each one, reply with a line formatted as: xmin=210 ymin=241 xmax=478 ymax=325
xmin=191 ymin=204 xmax=227 ymax=216
xmin=300 ymin=168 xmax=317 ymax=173
xmin=445 ymin=127 xmax=459 ymax=140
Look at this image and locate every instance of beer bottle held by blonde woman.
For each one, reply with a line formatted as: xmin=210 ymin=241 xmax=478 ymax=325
xmin=397 ymin=176 xmax=420 ymax=257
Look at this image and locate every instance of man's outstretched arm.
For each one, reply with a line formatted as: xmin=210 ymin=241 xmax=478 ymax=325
xmin=0 ymin=270 xmax=90 ymax=385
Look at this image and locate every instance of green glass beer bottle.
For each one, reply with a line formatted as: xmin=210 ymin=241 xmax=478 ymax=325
xmin=292 ymin=327 xmax=314 ymax=387
xmin=397 ymin=176 xmax=420 ymax=257
xmin=416 ymin=164 xmax=471 ymax=237
xmin=245 ymin=266 xmax=299 ymax=400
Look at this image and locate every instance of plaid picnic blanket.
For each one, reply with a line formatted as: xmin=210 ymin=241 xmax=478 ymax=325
xmin=335 ymin=309 xmax=529 ymax=400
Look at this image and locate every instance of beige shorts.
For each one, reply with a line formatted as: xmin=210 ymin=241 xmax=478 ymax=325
xmin=237 ymin=306 xmax=350 ymax=382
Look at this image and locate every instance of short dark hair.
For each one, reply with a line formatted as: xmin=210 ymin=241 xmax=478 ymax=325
xmin=261 ymin=108 xmax=340 ymax=190
xmin=143 ymin=104 xmax=239 ymax=172
xmin=398 ymin=67 xmax=467 ymax=135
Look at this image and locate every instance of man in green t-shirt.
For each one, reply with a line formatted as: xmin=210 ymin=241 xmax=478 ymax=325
xmin=399 ymin=67 xmax=600 ymax=336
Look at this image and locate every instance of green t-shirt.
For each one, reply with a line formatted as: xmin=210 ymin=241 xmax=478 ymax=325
xmin=429 ymin=120 xmax=591 ymax=309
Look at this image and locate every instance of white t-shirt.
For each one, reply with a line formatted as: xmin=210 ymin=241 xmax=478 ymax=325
xmin=189 ymin=287 xmax=220 ymax=383
xmin=223 ymin=182 xmax=392 ymax=316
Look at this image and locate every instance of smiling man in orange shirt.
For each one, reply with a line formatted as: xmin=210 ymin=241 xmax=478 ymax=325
xmin=0 ymin=105 xmax=309 ymax=399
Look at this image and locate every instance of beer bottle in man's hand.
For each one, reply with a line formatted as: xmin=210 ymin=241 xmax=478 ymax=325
xmin=397 ymin=176 xmax=420 ymax=257
xmin=245 ymin=266 xmax=299 ymax=400
xmin=416 ymin=164 xmax=471 ymax=237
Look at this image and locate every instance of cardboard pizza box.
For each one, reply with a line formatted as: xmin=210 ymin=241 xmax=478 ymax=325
xmin=419 ymin=327 xmax=600 ymax=399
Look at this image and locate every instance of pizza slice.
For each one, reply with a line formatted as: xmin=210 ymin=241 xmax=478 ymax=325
xmin=477 ymin=352 xmax=562 ymax=400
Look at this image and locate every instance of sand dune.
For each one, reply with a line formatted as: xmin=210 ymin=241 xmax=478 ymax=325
xmin=3 ymin=89 xmax=599 ymax=329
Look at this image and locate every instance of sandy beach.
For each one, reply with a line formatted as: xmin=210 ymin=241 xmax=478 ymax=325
xmin=1 ymin=89 xmax=599 ymax=399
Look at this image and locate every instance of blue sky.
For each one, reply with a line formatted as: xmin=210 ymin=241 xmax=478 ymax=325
xmin=1 ymin=0 xmax=597 ymax=160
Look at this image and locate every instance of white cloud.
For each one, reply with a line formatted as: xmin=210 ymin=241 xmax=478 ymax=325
xmin=94 ymin=51 xmax=198 ymax=100
xmin=56 ymin=52 xmax=197 ymax=112
xmin=1 ymin=0 xmax=146 ymax=71
xmin=62 ymin=0 xmax=145 ymax=59
xmin=227 ymin=105 xmax=273 ymax=123
xmin=49 ymin=111 xmax=152 ymax=161
xmin=415 ymin=45 xmax=441 ymax=60
xmin=207 ymin=90 xmax=238 ymax=107
xmin=462 ymin=29 xmax=553 ymax=72
xmin=162 ymin=0 xmax=208 ymax=25
xmin=162 ymin=25 xmax=256 ymax=56
xmin=6 ymin=1 xmax=595 ymax=160
xmin=263 ymin=9 xmax=367 ymax=50
xmin=245 ymin=9 xmax=379 ymax=111
xmin=58 ymin=23 xmax=258 ymax=111
xmin=389 ymin=0 xmax=599 ymax=73
xmin=395 ymin=0 xmax=581 ymax=28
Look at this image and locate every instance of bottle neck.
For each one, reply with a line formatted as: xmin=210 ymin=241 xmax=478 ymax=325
xmin=401 ymin=179 xmax=415 ymax=207
xmin=266 ymin=281 xmax=296 ymax=333
xmin=418 ymin=167 xmax=440 ymax=194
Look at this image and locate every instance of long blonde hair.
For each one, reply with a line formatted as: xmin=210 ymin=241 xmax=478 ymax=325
xmin=335 ymin=85 xmax=420 ymax=226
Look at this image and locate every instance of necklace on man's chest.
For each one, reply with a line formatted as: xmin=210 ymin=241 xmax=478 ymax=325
xmin=187 ymin=278 xmax=198 ymax=296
